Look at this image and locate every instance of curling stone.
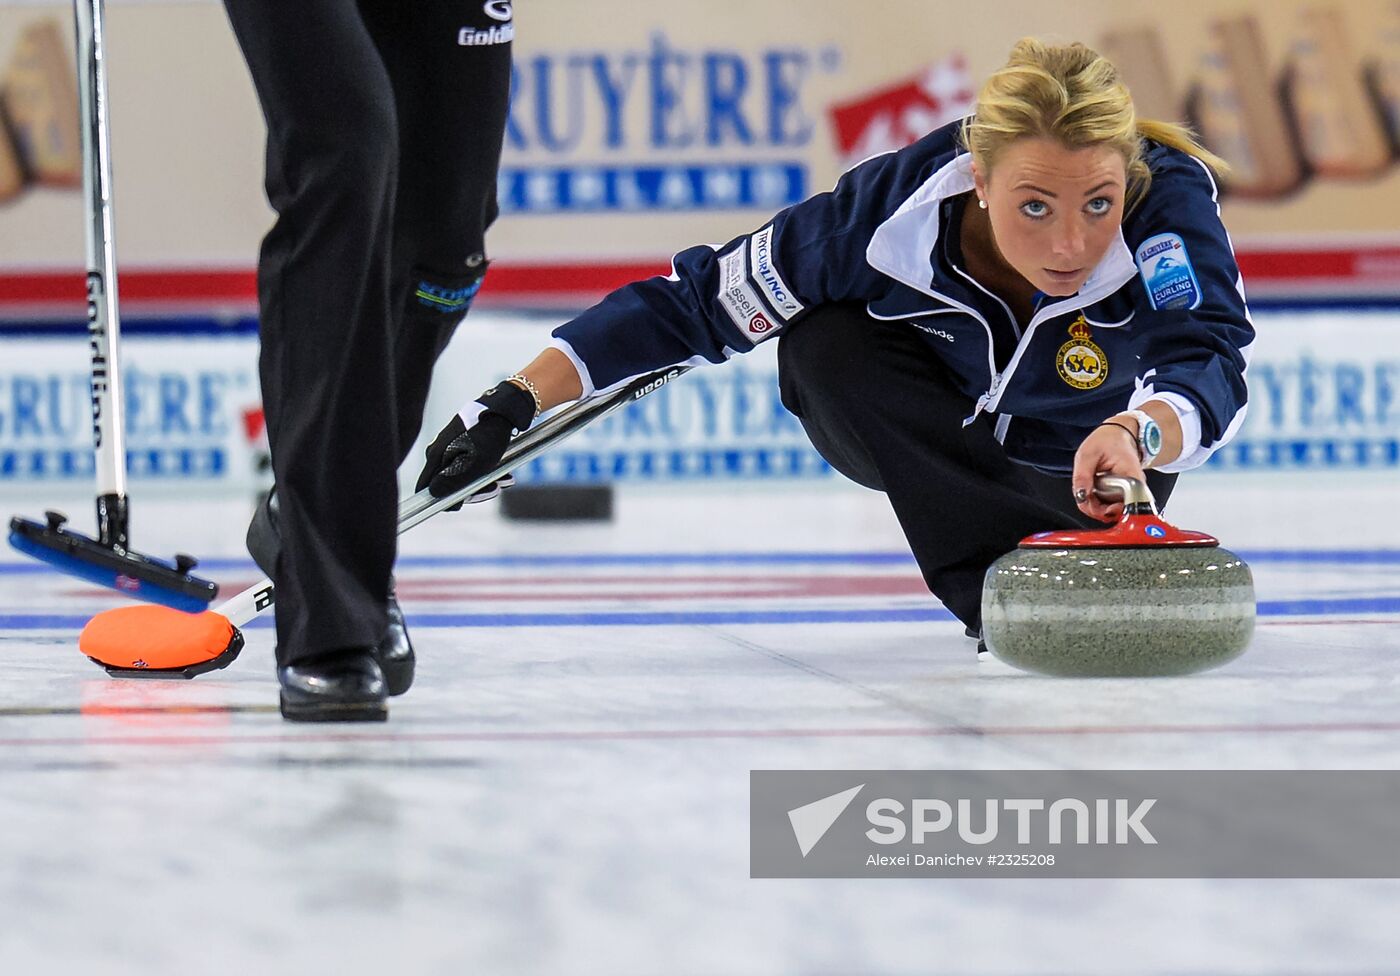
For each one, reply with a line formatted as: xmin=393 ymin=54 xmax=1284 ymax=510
xmin=980 ymin=475 xmax=1254 ymax=677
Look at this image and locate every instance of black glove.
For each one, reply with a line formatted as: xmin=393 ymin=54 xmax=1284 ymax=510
xmin=416 ymin=381 xmax=537 ymax=502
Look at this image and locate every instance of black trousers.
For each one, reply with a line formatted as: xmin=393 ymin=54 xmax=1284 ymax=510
xmin=220 ymin=0 xmax=511 ymax=662
xmin=777 ymin=303 xmax=1177 ymax=629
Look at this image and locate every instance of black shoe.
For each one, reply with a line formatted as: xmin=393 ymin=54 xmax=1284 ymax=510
xmin=279 ymin=648 xmax=388 ymax=723
xmin=379 ymin=589 xmax=415 ymax=697
xmin=246 ymin=489 xmax=282 ymax=580
xmin=249 ymin=490 xmax=415 ymax=695
xmin=965 ymin=624 xmax=988 ymax=658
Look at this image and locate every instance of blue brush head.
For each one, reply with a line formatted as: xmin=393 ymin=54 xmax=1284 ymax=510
xmin=8 ymin=516 xmax=217 ymax=614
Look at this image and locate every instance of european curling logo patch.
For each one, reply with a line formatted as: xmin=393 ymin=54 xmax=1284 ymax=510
xmin=1135 ymin=232 xmax=1202 ymax=310
xmin=415 ymin=277 xmax=483 ymax=314
xmin=1055 ymin=315 xmax=1107 ymax=390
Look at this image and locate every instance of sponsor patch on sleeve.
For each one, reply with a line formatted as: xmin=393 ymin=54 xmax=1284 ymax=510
xmin=717 ymin=246 xmax=781 ymax=343
xmin=748 ymin=225 xmax=805 ymax=321
xmin=1135 ymin=233 xmax=1202 ymax=311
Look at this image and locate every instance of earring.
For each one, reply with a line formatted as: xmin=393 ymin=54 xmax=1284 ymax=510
xmin=978 ymin=198 xmax=988 ymax=210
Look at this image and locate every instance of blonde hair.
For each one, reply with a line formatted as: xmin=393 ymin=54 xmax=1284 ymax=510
xmin=961 ymin=38 xmax=1229 ymax=211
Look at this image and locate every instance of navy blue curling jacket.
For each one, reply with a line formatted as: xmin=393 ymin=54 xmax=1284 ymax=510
xmin=547 ymin=120 xmax=1254 ymax=474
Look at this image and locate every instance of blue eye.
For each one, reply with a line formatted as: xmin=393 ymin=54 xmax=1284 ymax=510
xmin=1020 ymin=200 xmax=1049 ymax=219
xmin=1086 ymin=197 xmax=1114 ymax=216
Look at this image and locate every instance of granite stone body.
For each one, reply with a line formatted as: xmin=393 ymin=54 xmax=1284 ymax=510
xmin=981 ymin=546 xmax=1256 ymax=677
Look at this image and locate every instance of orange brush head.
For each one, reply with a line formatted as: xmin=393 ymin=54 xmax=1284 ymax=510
xmin=79 ymin=605 xmax=243 ymax=676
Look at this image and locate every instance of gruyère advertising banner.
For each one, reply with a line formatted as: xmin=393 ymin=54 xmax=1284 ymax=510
xmin=1 ymin=0 xmax=1400 ymax=315
xmin=3 ymin=311 xmax=1398 ymax=496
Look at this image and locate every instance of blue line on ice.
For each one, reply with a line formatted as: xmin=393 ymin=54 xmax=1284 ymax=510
xmin=2 ymin=597 xmax=1397 ymax=631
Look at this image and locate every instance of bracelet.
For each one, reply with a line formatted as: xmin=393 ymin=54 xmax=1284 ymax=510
xmin=506 ymin=373 xmax=543 ymax=419
xmin=1097 ymin=420 xmax=1142 ymax=460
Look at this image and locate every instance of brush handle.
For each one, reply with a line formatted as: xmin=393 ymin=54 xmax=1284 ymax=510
xmin=75 ymin=0 xmax=129 ymax=535
xmin=214 ymin=364 xmax=693 ymax=628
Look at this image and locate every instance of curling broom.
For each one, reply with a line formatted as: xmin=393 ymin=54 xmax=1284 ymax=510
xmin=8 ymin=0 xmax=218 ymax=611
xmin=77 ymin=365 xmax=693 ymax=677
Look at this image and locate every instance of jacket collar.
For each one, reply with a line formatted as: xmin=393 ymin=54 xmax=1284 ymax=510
xmin=864 ymin=151 xmax=1137 ymax=310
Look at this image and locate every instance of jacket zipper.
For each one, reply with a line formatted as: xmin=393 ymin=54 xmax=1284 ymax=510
xmin=909 ymin=286 xmax=999 ymax=411
xmin=951 ymin=263 xmax=1022 ymax=427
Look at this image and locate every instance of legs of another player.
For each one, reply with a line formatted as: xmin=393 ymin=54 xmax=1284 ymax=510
xmin=221 ymin=0 xmax=397 ymax=717
xmin=359 ymin=0 xmax=514 ymax=463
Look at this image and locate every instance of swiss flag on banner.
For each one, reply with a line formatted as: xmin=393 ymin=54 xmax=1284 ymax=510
xmin=827 ymin=54 xmax=976 ymax=167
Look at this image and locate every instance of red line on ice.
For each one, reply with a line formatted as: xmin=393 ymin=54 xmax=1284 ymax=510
xmin=5 ymin=720 xmax=1400 ymax=749
xmin=65 ymin=574 xmax=935 ymax=603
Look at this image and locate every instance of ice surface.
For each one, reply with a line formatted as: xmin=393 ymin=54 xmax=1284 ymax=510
xmin=2 ymin=454 xmax=1398 ymax=974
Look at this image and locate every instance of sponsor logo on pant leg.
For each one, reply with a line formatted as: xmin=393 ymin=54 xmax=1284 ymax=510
xmin=415 ymin=277 xmax=484 ymax=314
xmin=458 ymin=22 xmax=514 ymax=46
